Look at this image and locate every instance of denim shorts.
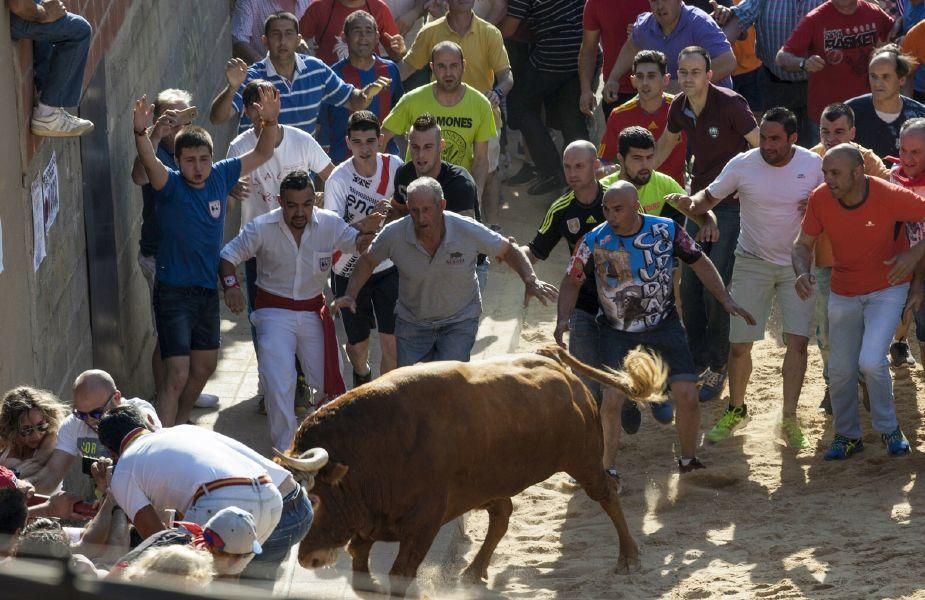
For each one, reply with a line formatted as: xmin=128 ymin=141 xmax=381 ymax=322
xmin=153 ymin=283 xmax=220 ymax=358
xmin=598 ymin=315 xmax=697 ymax=384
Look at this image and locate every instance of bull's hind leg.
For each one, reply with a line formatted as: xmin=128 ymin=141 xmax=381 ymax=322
xmin=462 ymin=497 xmax=514 ymax=582
xmin=572 ymin=468 xmax=640 ymax=573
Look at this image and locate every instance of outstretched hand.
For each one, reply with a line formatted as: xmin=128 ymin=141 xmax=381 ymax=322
xmin=553 ymin=320 xmax=569 ymax=348
xmin=133 ymin=95 xmax=154 ymax=132
xmin=525 ymin=278 xmax=559 ymax=307
xmin=722 ymin=295 xmax=756 ymax=326
xmin=254 ymin=85 xmax=281 ymax=122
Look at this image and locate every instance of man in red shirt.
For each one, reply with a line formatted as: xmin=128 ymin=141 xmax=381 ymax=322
xmin=598 ymin=50 xmax=686 ymax=188
xmin=793 ymin=143 xmax=925 ymax=460
xmin=299 ymin=0 xmax=405 ymax=64
xmin=578 ymin=0 xmax=648 ymax=118
xmin=776 ymin=0 xmax=893 ymax=145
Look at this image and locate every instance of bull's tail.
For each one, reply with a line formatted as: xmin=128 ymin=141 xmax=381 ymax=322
xmin=536 ymin=344 xmax=668 ymax=404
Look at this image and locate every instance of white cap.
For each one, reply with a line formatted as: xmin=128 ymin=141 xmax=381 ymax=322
xmin=203 ymin=507 xmax=262 ymax=555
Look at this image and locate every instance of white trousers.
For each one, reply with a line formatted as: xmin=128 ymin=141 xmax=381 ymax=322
xmin=251 ymin=308 xmax=330 ymax=451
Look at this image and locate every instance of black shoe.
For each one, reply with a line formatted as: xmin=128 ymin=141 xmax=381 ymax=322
xmin=527 ymin=174 xmax=565 ymax=196
xmin=504 ymin=163 xmax=537 ymax=185
xmin=890 ymin=340 xmax=916 ymax=368
xmin=818 ymin=387 xmax=832 ymax=415
xmin=353 ymin=370 xmax=372 ymax=388
xmin=678 ymin=457 xmax=707 ymax=473
xmin=621 ymin=400 xmax=642 ymax=435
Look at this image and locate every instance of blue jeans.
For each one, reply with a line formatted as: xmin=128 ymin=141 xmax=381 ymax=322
xmin=681 ymin=202 xmax=740 ymax=370
xmin=568 ymin=308 xmax=602 ymax=402
xmin=395 ymin=316 xmax=479 ymax=367
xmin=10 ymin=11 xmax=91 ymax=107
xmin=828 ymin=284 xmax=908 ymax=439
xmin=245 ymin=485 xmax=313 ymax=578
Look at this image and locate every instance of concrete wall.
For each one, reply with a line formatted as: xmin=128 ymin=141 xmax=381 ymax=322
xmin=0 ymin=0 xmax=236 ymax=401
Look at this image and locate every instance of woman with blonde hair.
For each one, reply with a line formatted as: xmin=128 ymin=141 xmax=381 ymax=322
xmin=122 ymin=545 xmax=214 ymax=587
xmin=0 ymin=387 xmax=67 ymax=479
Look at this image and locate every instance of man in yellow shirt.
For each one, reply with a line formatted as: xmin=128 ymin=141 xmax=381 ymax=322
xmin=383 ymin=41 xmax=496 ymax=201
xmin=397 ymin=0 xmax=512 ymax=224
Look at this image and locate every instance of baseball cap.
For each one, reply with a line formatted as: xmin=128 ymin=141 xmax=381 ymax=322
xmin=202 ymin=507 xmax=262 ymax=555
xmin=0 ymin=466 xmax=19 ymax=490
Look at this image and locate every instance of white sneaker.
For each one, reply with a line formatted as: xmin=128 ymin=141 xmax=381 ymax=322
xmin=31 ymin=107 xmax=94 ymax=137
xmin=194 ymin=393 xmax=219 ymax=408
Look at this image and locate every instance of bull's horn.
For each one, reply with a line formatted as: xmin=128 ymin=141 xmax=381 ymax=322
xmin=273 ymin=447 xmax=329 ymax=472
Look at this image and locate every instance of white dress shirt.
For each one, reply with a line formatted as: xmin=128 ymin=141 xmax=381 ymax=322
xmin=221 ymin=207 xmax=358 ymax=300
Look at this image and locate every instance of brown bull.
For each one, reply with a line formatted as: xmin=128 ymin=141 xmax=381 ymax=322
xmin=276 ymin=344 xmax=666 ymax=596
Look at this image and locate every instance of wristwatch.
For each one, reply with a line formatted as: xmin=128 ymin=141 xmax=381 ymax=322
xmin=799 ymin=58 xmax=807 ymax=72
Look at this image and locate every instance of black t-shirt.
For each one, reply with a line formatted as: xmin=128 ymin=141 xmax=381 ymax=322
xmin=847 ymin=94 xmax=925 ymax=160
xmin=528 ymin=184 xmax=605 ymax=315
xmin=393 ymin=161 xmax=480 ymax=219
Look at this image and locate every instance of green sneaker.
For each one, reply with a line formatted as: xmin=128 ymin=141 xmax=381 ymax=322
xmin=781 ymin=418 xmax=807 ymax=449
xmin=707 ymin=405 xmax=750 ymax=443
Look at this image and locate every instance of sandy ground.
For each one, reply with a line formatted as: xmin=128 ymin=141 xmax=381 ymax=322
xmin=435 ymin=181 xmax=925 ymax=600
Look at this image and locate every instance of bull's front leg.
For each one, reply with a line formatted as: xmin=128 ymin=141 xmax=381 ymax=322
xmin=389 ymin=517 xmax=443 ymax=597
xmin=347 ymin=535 xmax=373 ymax=572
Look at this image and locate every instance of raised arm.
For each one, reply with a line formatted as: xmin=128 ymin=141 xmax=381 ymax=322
xmin=238 ymin=86 xmax=281 ymax=175
xmin=209 ymin=58 xmax=249 ymax=124
xmin=133 ymin=96 xmax=169 ymax=191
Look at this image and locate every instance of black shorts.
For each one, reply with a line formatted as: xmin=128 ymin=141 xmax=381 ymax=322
xmin=598 ymin=314 xmax=698 ymax=384
xmin=153 ymin=283 xmax=221 ymax=358
xmin=332 ymin=267 xmax=399 ymax=344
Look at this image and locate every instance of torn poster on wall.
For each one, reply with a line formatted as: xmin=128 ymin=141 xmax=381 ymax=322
xmin=31 ymin=173 xmax=45 ymax=272
xmin=43 ymin=151 xmax=59 ymax=233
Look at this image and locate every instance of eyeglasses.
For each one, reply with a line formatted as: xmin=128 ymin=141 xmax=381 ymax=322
xmin=18 ymin=421 xmax=50 ymax=437
xmin=73 ymin=392 xmax=116 ymax=423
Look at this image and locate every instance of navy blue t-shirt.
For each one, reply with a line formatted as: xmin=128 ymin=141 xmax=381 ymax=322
xmin=847 ymin=94 xmax=925 ymax=160
xmin=154 ymin=158 xmax=242 ymax=289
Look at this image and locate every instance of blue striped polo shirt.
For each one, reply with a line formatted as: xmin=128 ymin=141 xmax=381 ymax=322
xmin=232 ymin=53 xmax=354 ymax=136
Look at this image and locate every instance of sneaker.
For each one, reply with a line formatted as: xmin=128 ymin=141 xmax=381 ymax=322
xmin=699 ymin=367 xmax=727 ymax=402
xmin=706 ymin=405 xmax=749 ymax=443
xmin=889 ymin=340 xmax=916 ymax=368
xmin=678 ymin=457 xmax=706 ymax=473
xmin=650 ymin=401 xmax=674 ymax=424
xmin=818 ymin=387 xmax=832 ymax=415
xmin=194 ymin=393 xmax=219 ymax=409
xmin=859 ymin=379 xmax=870 ymax=413
xmin=621 ymin=400 xmax=642 ymax=434
xmin=882 ymin=427 xmax=911 ymax=456
xmin=31 ymin=107 xmax=94 ymax=137
xmin=605 ymin=466 xmax=623 ymax=494
xmin=504 ymin=163 xmax=537 ymax=185
xmin=823 ymin=434 xmax=864 ymax=460
xmin=353 ymin=369 xmax=372 ymax=388
xmin=780 ymin=418 xmax=807 ymax=449
xmin=527 ymin=174 xmax=565 ymax=196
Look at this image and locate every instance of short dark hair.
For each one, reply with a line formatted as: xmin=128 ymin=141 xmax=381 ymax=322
xmin=242 ymin=79 xmax=275 ymax=109
xmin=343 ymin=9 xmax=376 ymax=35
xmin=678 ymin=46 xmax=711 ymax=71
xmin=633 ymin=50 xmax=668 ymax=75
xmin=618 ymin=126 xmax=656 ymax=158
xmin=280 ymin=170 xmax=314 ymax=197
xmin=174 ymin=125 xmax=213 ymax=159
xmin=761 ymin=106 xmax=798 ymax=137
xmin=821 ymin=103 xmax=855 ymax=128
xmin=870 ymin=43 xmax=918 ymax=78
xmin=98 ymin=405 xmax=148 ymax=457
xmin=0 ymin=488 xmax=26 ymax=536
xmin=347 ymin=110 xmax=381 ymax=137
xmin=264 ymin=11 xmax=299 ymax=37
xmin=411 ymin=113 xmax=441 ymax=142
xmin=16 ymin=518 xmax=70 ymax=559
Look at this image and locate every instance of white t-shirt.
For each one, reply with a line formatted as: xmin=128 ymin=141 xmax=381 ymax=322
xmin=227 ymin=125 xmax=333 ymax=227
xmin=55 ymin=397 xmax=161 ymax=459
xmin=323 ymin=153 xmax=402 ymax=276
xmin=109 ymin=425 xmax=291 ymax=521
xmin=707 ymin=146 xmax=824 ymax=266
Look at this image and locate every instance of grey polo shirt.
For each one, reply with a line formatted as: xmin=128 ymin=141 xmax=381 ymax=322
xmin=369 ymin=211 xmax=507 ymax=325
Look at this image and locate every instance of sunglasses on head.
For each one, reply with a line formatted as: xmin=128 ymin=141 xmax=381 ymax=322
xmin=19 ymin=421 xmax=50 ymax=437
xmin=73 ymin=392 xmax=116 ymax=423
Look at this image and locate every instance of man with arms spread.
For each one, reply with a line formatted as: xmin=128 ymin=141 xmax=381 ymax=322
xmin=337 ymin=177 xmax=556 ymax=365
xmin=221 ymin=170 xmax=381 ymax=450
xmin=210 ymin=11 xmax=390 ymax=136
xmin=793 ymin=144 xmax=925 ymax=460
xmin=653 ymin=46 xmax=759 ymax=402
xmin=298 ymin=0 xmax=404 ymax=65
xmin=557 ymin=181 xmax=754 ymax=478
xmin=133 ymin=86 xmax=280 ymax=427
xmin=324 ymin=112 xmax=402 ymax=387
xmin=671 ymin=108 xmax=824 ymax=449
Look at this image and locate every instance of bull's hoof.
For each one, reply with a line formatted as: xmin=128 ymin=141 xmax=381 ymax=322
xmin=616 ymin=553 xmax=641 ymax=574
xmin=461 ymin=564 xmax=489 ymax=583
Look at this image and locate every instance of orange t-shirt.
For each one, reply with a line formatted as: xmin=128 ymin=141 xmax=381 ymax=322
xmin=732 ymin=0 xmax=760 ymax=76
xmin=802 ymin=177 xmax=925 ymax=296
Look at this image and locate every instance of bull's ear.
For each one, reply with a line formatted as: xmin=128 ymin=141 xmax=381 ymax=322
xmin=319 ymin=462 xmax=349 ymax=485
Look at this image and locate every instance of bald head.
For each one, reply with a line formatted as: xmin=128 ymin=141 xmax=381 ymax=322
xmin=602 ymin=180 xmax=641 ymax=231
xmin=822 ymin=143 xmax=865 ymax=201
xmin=604 ymin=180 xmax=640 ymax=202
xmin=73 ymin=369 xmax=119 ymax=414
xmin=824 ymin=143 xmax=864 ymax=168
xmin=564 ymin=140 xmax=597 ymax=161
xmin=431 ymin=40 xmax=464 ymax=63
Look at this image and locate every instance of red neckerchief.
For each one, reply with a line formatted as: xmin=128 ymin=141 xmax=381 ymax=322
xmin=119 ymin=427 xmax=150 ymax=456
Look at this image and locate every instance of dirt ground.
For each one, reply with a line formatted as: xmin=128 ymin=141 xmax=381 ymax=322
xmin=432 ymin=183 xmax=925 ymax=600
